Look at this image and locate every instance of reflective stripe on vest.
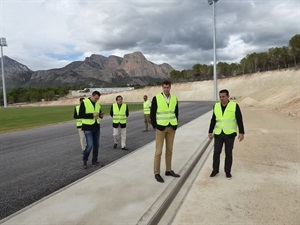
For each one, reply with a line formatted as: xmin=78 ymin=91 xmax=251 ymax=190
xmin=75 ymin=105 xmax=82 ymax=127
xmin=112 ymin=103 xmax=127 ymax=124
xmin=214 ymin=102 xmax=237 ymax=135
xmin=156 ymin=94 xmax=178 ymax=126
xmin=82 ymin=99 xmax=101 ymax=125
xmin=143 ymin=100 xmax=150 ymax=115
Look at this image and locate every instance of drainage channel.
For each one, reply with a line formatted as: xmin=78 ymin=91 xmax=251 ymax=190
xmin=137 ymin=138 xmax=213 ymax=225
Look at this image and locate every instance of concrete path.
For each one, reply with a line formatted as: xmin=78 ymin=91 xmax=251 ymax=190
xmin=0 ymin=112 xmax=212 ymax=225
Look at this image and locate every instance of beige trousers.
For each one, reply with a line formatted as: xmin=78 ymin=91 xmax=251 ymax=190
xmin=113 ymin=127 xmax=127 ymax=148
xmin=78 ymin=128 xmax=86 ymax=151
xmin=144 ymin=114 xmax=151 ymax=130
xmin=154 ymin=126 xmax=176 ymax=174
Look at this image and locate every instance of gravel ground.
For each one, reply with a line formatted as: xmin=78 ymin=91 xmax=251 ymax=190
xmin=171 ymin=104 xmax=300 ymax=225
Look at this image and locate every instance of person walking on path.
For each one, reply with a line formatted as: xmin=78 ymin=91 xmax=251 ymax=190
xmin=143 ymin=95 xmax=151 ymax=132
xmin=150 ymin=80 xmax=180 ymax=183
xmin=73 ymin=97 xmax=86 ymax=152
xmin=208 ymin=89 xmax=245 ymax=179
xmin=110 ymin=95 xmax=129 ymax=150
xmin=79 ymin=91 xmax=104 ymax=169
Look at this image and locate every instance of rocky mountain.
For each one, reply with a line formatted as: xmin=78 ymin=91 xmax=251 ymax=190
xmin=0 ymin=56 xmax=33 ymax=87
xmin=1 ymin=52 xmax=174 ymax=89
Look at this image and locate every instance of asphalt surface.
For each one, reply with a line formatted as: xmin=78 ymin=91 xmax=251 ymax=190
xmin=0 ymin=101 xmax=214 ymax=220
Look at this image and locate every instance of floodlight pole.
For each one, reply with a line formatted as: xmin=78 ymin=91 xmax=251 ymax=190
xmin=208 ymin=0 xmax=218 ymax=101
xmin=0 ymin=37 xmax=7 ymax=108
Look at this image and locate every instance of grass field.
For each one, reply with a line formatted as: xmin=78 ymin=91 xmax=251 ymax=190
xmin=0 ymin=103 xmax=142 ymax=133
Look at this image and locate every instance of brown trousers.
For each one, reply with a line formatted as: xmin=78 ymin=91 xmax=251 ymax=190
xmin=144 ymin=114 xmax=151 ymax=130
xmin=154 ymin=126 xmax=176 ymax=174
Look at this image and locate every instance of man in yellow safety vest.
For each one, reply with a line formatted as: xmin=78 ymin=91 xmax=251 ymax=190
xmin=73 ymin=97 xmax=86 ymax=152
xmin=142 ymin=95 xmax=151 ymax=132
xmin=79 ymin=91 xmax=104 ymax=169
xmin=110 ymin=95 xmax=129 ymax=150
xmin=150 ymin=80 xmax=180 ymax=183
xmin=208 ymin=89 xmax=245 ymax=179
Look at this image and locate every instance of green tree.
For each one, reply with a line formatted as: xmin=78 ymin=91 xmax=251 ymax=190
xmin=217 ymin=62 xmax=230 ymax=77
xmin=268 ymin=47 xmax=289 ymax=70
xmin=170 ymin=70 xmax=182 ymax=80
xmin=289 ymin=34 xmax=300 ymax=66
xmin=228 ymin=63 xmax=241 ymax=76
xmin=256 ymin=52 xmax=270 ymax=71
xmin=239 ymin=57 xmax=249 ymax=74
xmin=28 ymin=91 xmax=39 ymax=102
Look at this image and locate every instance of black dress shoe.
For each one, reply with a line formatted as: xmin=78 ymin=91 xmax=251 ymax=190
xmin=83 ymin=161 xmax=87 ymax=169
xmin=155 ymin=174 xmax=164 ymax=183
xmin=92 ymin=161 xmax=105 ymax=167
xmin=121 ymin=147 xmax=129 ymax=150
xmin=165 ymin=170 xmax=180 ymax=177
xmin=210 ymin=170 xmax=219 ymax=177
xmin=113 ymin=143 xmax=117 ymax=149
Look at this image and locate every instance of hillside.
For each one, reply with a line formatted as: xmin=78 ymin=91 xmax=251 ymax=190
xmin=2 ymin=52 xmax=174 ymax=88
xmin=32 ymin=69 xmax=299 ymax=118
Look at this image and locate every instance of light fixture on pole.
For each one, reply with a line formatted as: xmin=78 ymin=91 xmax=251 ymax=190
xmin=0 ymin=37 xmax=8 ymax=108
xmin=208 ymin=0 xmax=218 ymax=101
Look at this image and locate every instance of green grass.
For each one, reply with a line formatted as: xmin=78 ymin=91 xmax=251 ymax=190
xmin=0 ymin=103 xmax=142 ymax=133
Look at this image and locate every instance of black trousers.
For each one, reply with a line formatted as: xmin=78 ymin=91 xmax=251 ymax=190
xmin=213 ymin=133 xmax=235 ymax=173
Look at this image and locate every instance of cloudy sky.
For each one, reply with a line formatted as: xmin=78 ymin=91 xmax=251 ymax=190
xmin=0 ymin=0 xmax=299 ymax=71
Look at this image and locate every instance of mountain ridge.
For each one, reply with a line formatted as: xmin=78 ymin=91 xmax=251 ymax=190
xmin=1 ymin=51 xmax=174 ymax=88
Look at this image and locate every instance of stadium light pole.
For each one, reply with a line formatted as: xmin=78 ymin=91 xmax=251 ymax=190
xmin=0 ymin=37 xmax=8 ymax=108
xmin=208 ymin=0 xmax=218 ymax=101
xmin=0 ymin=37 xmax=7 ymax=108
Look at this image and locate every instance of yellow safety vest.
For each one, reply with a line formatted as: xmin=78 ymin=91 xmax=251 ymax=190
xmin=112 ymin=103 xmax=127 ymax=124
xmin=143 ymin=100 xmax=150 ymax=115
xmin=156 ymin=94 xmax=178 ymax=126
xmin=75 ymin=105 xmax=82 ymax=127
xmin=214 ymin=102 xmax=237 ymax=135
xmin=82 ymin=99 xmax=101 ymax=125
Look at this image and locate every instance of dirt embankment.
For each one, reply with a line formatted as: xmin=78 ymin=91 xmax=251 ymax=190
xmin=26 ymin=69 xmax=300 ymax=118
xmin=172 ymin=103 xmax=300 ymax=225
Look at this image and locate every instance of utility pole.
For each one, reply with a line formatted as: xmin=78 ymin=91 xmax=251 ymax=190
xmin=0 ymin=37 xmax=8 ymax=108
xmin=208 ymin=0 xmax=219 ymax=101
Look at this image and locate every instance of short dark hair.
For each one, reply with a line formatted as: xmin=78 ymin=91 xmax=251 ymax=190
xmin=116 ymin=95 xmax=123 ymax=100
xmin=92 ymin=91 xmax=101 ymax=96
xmin=219 ymin=89 xmax=229 ymax=96
xmin=162 ymin=80 xmax=171 ymax=86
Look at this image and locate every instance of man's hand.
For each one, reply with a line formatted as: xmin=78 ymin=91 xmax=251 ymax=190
xmin=208 ymin=133 xmax=214 ymax=139
xmin=93 ymin=113 xmax=99 ymax=119
xmin=238 ymin=133 xmax=244 ymax=142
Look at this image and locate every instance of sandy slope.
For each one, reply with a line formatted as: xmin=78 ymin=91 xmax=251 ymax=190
xmin=171 ymin=104 xmax=300 ymax=225
xmin=31 ymin=69 xmax=300 ymax=118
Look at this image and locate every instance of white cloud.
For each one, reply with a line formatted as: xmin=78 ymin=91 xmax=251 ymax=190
xmin=0 ymin=0 xmax=299 ymax=71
